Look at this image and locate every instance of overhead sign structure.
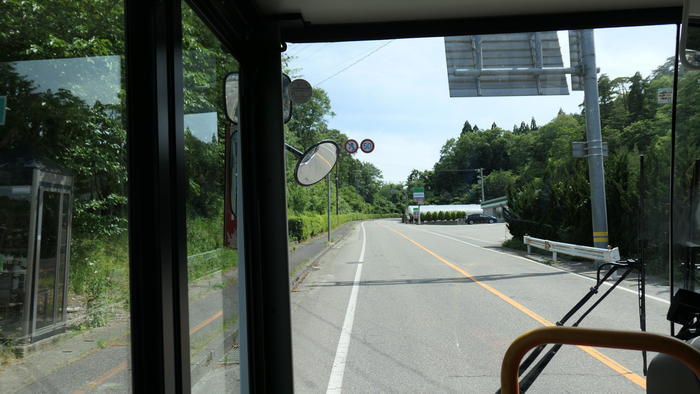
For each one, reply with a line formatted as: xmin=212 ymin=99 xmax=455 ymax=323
xmin=568 ymin=30 xmax=584 ymax=91
xmin=657 ymin=88 xmax=673 ymax=104
xmin=0 ymin=96 xmax=6 ymax=126
xmin=444 ymin=30 xmax=610 ymax=249
xmin=360 ymin=138 xmax=375 ymax=153
xmin=289 ymin=79 xmax=313 ymax=104
xmin=344 ymin=139 xmax=359 ymax=154
xmin=444 ymin=32 xmax=570 ymax=97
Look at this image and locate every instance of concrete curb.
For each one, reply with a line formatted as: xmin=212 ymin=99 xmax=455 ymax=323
xmin=190 ymin=324 xmax=238 ymax=386
xmin=289 ymin=221 xmax=359 ymax=291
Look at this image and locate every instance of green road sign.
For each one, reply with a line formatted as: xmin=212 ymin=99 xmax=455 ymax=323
xmin=412 ymin=187 xmax=424 ymax=193
xmin=0 ymin=96 xmax=6 ymax=126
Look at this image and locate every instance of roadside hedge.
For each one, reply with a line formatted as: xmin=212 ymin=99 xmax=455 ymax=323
xmin=288 ymin=213 xmax=397 ymax=242
xmin=416 ymin=211 xmax=466 ymax=223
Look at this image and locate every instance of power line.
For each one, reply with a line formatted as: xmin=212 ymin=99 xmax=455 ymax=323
xmin=288 ymin=43 xmax=314 ymax=57
xmin=302 ymin=43 xmax=329 ymax=60
xmin=316 ymin=40 xmax=394 ymax=86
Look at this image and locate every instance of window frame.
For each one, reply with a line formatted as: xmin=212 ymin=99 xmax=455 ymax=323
xmin=124 ymin=1 xmax=684 ymax=392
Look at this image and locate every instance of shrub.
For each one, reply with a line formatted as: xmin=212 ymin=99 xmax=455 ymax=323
xmin=70 ymin=235 xmax=129 ymax=327
xmin=288 ymin=213 xmax=397 ymax=242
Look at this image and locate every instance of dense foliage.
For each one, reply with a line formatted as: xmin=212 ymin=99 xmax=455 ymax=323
xmin=288 ymin=213 xmax=396 ymax=242
xmin=409 ymin=61 xmax=694 ymax=273
xmin=283 ymin=86 xmax=406 ymax=216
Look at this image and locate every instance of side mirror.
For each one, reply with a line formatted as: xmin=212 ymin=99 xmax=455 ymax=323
xmin=282 ymin=74 xmax=292 ymax=124
xmin=224 ymin=72 xmax=239 ymax=123
xmin=224 ymin=72 xmax=293 ymax=124
xmin=294 ymin=140 xmax=339 ymax=186
xmin=682 ymin=0 xmax=700 ymax=70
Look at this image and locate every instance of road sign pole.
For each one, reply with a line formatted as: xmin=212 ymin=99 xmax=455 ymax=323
xmin=418 ymin=205 xmax=421 ymax=225
xmin=581 ymin=29 xmax=609 ymax=249
xmin=327 ymin=174 xmax=332 ymax=242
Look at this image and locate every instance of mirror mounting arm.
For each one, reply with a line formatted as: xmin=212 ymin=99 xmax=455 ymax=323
xmin=285 ymin=143 xmax=303 ymax=158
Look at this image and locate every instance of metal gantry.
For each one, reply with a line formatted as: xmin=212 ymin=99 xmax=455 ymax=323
xmin=444 ymin=30 xmax=609 ymax=248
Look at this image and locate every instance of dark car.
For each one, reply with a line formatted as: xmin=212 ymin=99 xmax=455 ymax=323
xmin=466 ymin=213 xmax=498 ymax=224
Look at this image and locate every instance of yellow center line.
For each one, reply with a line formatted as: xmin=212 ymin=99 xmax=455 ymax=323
xmin=382 ymin=224 xmax=646 ymax=390
xmin=72 ymin=309 xmax=224 ymax=393
xmin=190 ymin=310 xmax=223 ymax=335
xmin=317 ymin=151 xmax=333 ymax=169
xmin=72 ymin=361 xmax=128 ymax=394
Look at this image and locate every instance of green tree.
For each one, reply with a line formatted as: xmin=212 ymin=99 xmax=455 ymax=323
xmin=461 ymin=120 xmax=473 ymax=134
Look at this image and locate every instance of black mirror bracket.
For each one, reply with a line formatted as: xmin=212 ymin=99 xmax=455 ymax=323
xmin=285 ymin=143 xmax=303 ymax=158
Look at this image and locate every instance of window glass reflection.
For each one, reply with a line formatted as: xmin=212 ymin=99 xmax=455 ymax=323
xmin=0 ymin=1 xmax=131 ymax=392
xmin=181 ymin=2 xmax=240 ymax=391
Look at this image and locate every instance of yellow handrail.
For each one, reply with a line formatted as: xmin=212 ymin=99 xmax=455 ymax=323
xmin=501 ymin=326 xmax=700 ymax=394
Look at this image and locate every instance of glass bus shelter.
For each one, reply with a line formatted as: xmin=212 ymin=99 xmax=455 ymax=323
xmin=0 ymin=151 xmax=73 ymax=344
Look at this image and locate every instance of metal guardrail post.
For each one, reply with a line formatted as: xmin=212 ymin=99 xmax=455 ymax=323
xmin=500 ymin=327 xmax=700 ymax=394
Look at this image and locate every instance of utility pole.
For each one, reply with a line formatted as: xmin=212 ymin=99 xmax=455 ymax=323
xmin=479 ymin=168 xmax=485 ymax=202
xmin=581 ymin=29 xmax=609 ymax=249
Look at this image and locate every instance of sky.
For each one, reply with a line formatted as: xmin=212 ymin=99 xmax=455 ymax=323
xmin=285 ymin=25 xmax=677 ymax=183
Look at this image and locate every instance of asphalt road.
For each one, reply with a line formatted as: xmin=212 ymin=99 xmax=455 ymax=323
xmin=291 ymin=219 xmax=670 ymax=393
xmin=2 ymin=219 xmax=673 ymax=393
xmin=2 ymin=267 xmax=238 ymax=393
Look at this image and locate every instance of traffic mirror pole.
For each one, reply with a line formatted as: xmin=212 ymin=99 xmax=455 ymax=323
xmin=327 ymin=173 xmax=332 ymax=242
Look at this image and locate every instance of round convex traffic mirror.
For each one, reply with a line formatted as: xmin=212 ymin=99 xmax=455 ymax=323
xmin=295 ymin=141 xmax=339 ymax=186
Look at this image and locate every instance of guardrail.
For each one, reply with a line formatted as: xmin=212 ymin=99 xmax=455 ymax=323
xmin=523 ymin=235 xmax=620 ymax=263
xmin=187 ymin=248 xmax=232 ymax=280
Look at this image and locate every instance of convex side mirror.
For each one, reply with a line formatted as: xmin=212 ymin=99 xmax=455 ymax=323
xmin=223 ymin=72 xmax=338 ymax=186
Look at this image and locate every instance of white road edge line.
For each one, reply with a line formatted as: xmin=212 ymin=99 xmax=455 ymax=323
xmin=408 ymin=225 xmax=670 ymax=305
xmin=326 ymin=222 xmax=366 ymax=393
